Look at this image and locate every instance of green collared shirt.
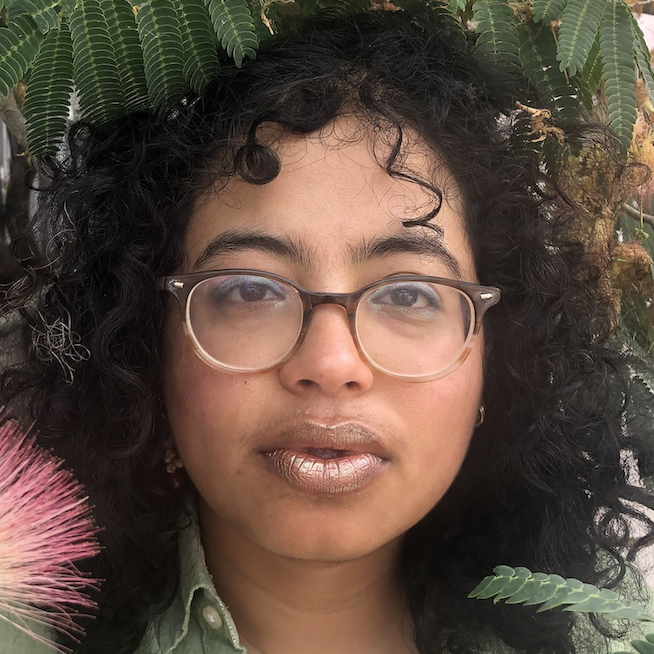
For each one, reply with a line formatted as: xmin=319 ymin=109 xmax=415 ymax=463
xmin=1 ymin=508 xmax=651 ymax=654
xmin=135 ymin=508 xmax=244 ymax=654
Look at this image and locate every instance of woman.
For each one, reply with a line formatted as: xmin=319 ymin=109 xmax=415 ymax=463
xmin=2 ymin=6 xmax=653 ymax=654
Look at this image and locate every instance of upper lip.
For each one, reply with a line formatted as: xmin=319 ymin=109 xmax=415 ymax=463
xmin=258 ymin=420 xmax=391 ymax=460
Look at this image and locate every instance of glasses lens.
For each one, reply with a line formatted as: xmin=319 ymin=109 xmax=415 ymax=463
xmin=356 ymin=280 xmax=474 ymax=377
xmin=187 ymin=274 xmax=303 ymax=370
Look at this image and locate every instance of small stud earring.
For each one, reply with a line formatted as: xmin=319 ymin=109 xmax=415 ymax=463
xmin=476 ymin=405 xmax=486 ymax=427
xmin=164 ymin=439 xmax=185 ymax=490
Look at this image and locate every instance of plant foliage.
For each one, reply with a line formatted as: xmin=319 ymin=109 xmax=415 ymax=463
xmin=472 ymin=0 xmax=520 ymax=68
xmin=599 ymin=0 xmax=638 ymax=149
xmin=206 ymin=0 xmax=257 ymax=68
xmin=69 ymin=0 xmax=123 ymax=124
xmin=136 ymin=0 xmax=186 ymax=110
xmin=100 ymin=0 xmax=149 ymax=112
xmin=22 ymin=22 xmax=73 ymax=155
xmin=0 ymin=0 xmax=653 ymax=157
xmin=178 ymin=0 xmax=219 ymax=94
xmin=532 ymin=0 xmax=566 ymax=26
xmin=470 ymin=566 xmax=654 ymax=622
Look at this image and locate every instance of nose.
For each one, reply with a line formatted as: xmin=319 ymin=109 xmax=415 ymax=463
xmin=278 ymin=304 xmax=375 ymax=396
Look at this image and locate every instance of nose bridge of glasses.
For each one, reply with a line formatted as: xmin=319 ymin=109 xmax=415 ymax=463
xmin=301 ymin=292 xmax=358 ymax=344
xmin=306 ymin=291 xmax=357 ymax=313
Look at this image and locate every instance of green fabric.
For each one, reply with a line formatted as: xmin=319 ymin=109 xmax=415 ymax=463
xmin=0 ymin=509 xmax=652 ymax=653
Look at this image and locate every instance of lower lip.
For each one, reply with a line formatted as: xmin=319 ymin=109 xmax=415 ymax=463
xmin=264 ymin=449 xmax=385 ymax=494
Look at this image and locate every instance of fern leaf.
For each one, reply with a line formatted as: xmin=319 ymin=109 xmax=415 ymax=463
xmin=519 ymin=21 xmax=579 ymax=121
xmin=472 ymin=0 xmax=521 ymax=68
xmin=23 ymin=22 xmax=73 ymax=156
xmin=469 ymin=566 xmax=654 ymax=622
xmin=0 ymin=14 xmax=42 ymax=97
xmin=100 ymin=0 xmax=149 ymax=113
xmin=576 ymin=34 xmax=601 ymax=110
xmin=630 ymin=10 xmax=654 ymax=108
xmin=532 ymin=0 xmax=567 ymax=26
xmin=599 ymin=0 xmax=638 ymax=150
xmin=449 ymin=0 xmax=466 ymax=11
xmin=557 ymin=0 xmax=608 ymax=76
xmin=178 ymin=0 xmax=219 ymax=94
xmin=59 ymin=0 xmax=78 ymax=13
xmin=9 ymin=0 xmax=59 ymax=34
xmin=135 ymin=0 xmax=186 ymax=110
xmin=205 ymin=0 xmax=257 ymax=67
xmin=69 ymin=0 xmax=123 ymax=123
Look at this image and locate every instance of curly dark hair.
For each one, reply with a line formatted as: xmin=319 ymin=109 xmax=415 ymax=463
xmin=2 ymin=6 xmax=654 ymax=654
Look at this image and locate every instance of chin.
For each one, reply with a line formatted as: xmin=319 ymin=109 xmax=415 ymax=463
xmin=247 ymin=507 xmax=408 ymax=562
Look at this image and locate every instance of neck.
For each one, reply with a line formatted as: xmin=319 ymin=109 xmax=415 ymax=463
xmin=199 ymin=500 xmax=417 ymax=654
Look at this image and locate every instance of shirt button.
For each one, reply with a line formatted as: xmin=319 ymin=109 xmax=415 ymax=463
xmin=202 ymin=605 xmax=223 ymax=630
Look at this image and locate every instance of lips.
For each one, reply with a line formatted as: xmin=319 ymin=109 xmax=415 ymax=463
xmin=259 ymin=421 xmax=389 ymax=494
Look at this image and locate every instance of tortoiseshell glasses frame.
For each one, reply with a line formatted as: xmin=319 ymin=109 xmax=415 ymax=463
xmin=157 ymin=269 xmax=501 ymax=382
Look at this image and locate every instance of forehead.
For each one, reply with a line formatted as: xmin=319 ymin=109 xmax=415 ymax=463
xmin=184 ymin=119 xmax=475 ymax=280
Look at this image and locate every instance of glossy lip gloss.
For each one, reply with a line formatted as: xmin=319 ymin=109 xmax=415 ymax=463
xmin=261 ymin=422 xmax=389 ymax=494
xmin=266 ymin=449 xmax=385 ymax=494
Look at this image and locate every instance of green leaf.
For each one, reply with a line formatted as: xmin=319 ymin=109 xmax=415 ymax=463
xmin=575 ymin=33 xmax=601 ymax=110
xmin=472 ymin=0 xmax=521 ymax=68
xmin=206 ymin=0 xmax=258 ymax=67
xmin=468 ymin=575 xmax=496 ymax=598
xmin=135 ymin=0 xmax=186 ymax=110
xmin=9 ymin=0 xmax=59 ymax=34
xmin=69 ymin=0 xmax=123 ymax=123
xmin=470 ymin=566 xmax=654 ymax=622
xmin=60 ymin=0 xmax=78 ymax=13
xmin=449 ymin=0 xmax=466 ymax=11
xmin=631 ymin=639 xmax=654 ymax=654
xmin=532 ymin=0 xmax=566 ymax=26
xmin=557 ymin=0 xmax=608 ymax=76
xmin=519 ymin=21 xmax=579 ymax=121
xmin=493 ymin=567 xmax=532 ymax=600
xmin=100 ymin=0 xmax=149 ymax=113
xmin=599 ymin=0 xmax=638 ymax=150
xmin=23 ymin=21 xmax=73 ymax=156
xmin=630 ymin=9 xmax=654 ymax=108
xmin=178 ymin=0 xmax=219 ymax=94
xmin=0 ymin=14 xmax=42 ymax=96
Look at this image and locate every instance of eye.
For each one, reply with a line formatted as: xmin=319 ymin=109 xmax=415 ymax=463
xmin=368 ymin=282 xmax=442 ymax=311
xmin=210 ymin=276 xmax=287 ymax=305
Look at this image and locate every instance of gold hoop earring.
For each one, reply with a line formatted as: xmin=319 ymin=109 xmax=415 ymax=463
xmin=475 ymin=405 xmax=486 ymax=427
xmin=164 ymin=439 xmax=185 ymax=490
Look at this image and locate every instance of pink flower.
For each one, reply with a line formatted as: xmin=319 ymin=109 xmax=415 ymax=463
xmin=0 ymin=420 xmax=100 ymax=652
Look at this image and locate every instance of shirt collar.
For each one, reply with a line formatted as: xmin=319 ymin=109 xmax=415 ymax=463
xmin=147 ymin=496 xmax=245 ymax=654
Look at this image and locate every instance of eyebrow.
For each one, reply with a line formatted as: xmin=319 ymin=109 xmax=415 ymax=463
xmin=192 ymin=228 xmax=463 ymax=279
xmin=193 ymin=232 xmax=313 ymax=270
xmin=349 ymin=229 xmax=462 ymax=279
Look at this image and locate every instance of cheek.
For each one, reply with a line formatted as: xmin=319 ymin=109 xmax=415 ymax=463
xmin=162 ymin=325 xmax=275 ymax=481
xmin=392 ymin=354 xmax=482 ymax=500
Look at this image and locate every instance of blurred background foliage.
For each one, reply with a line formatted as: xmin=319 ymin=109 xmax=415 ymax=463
xmin=2 ymin=0 xmax=654 ymax=362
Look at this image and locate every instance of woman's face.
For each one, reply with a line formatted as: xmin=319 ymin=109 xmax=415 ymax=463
xmin=163 ymin=122 xmax=484 ymax=562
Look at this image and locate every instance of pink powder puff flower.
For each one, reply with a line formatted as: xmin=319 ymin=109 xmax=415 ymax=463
xmin=0 ymin=419 xmax=100 ymax=652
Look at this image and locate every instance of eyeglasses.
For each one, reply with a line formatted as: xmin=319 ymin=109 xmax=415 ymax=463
xmin=157 ymin=269 xmax=501 ymax=382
